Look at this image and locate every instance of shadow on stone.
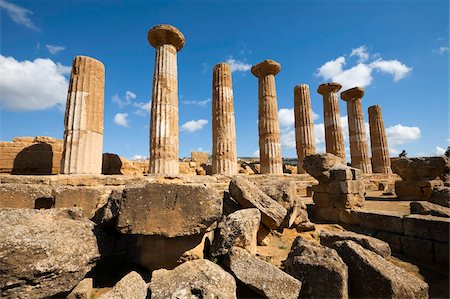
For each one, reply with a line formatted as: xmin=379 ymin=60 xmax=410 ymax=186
xmin=102 ymin=153 xmax=123 ymax=175
xmin=12 ymin=143 xmax=53 ymax=175
xmin=34 ymin=197 xmax=55 ymax=209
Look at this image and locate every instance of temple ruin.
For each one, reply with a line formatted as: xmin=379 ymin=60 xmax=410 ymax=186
xmin=0 ymin=23 xmax=448 ymax=299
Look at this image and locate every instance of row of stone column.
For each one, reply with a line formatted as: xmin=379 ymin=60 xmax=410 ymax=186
xmin=60 ymin=24 xmax=391 ymax=176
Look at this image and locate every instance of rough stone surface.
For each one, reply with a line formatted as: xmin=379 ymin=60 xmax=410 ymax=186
xmin=99 ymin=271 xmax=147 ymax=299
xmin=352 ymin=209 xmax=404 ymax=233
xmin=403 ymin=214 xmax=449 ymax=243
xmin=368 ymin=105 xmax=392 ymax=174
xmin=212 ymin=208 xmax=260 ymax=256
xmin=229 ymin=177 xmax=287 ymax=229
xmin=150 ymin=259 xmax=236 ymax=299
xmin=117 ymin=183 xmax=222 ymax=237
xmin=320 ymin=230 xmax=391 ymax=257
xmin=212 ymin=62 xmax=238 ymax=175
xmin=331 ymin=240 xmax=429 ymax=299
xmin=395 ymin=180 xmax=443 ymax=201
xmin=391 ymin=157 xmax=448 ymax=181
xmin=303 ymin=153 xmax=345 ymax=182
xmin=251 ymin=59 xmax=283 ymax=174
xmin=0 ymin=208 xmax=100 ymax=298
xmin=0 ymin=183 xmax=53 ymax=209
xmin=410 ymin=201 xmax=450 ymax=218
xmin=61 ymin=56 xmax=105 ymax=174
xmin=294 ymin=84 xmax=316 ymax=173
xmin=429 ymin=186 xmax=450 ymax=207
xmin=224 ymin=247 xmax=302 ymax=299
xmin=341 ymin=87 xmax=372 ymax=173
xmin=67 ymin=278 xmax=93 ymax=299
xmin=148 ymin=24 xmax=184 ymax=174
xmin=317 ymin=82 xmax=346 ymax=161
xmin=283 ymin=237 xmax=348 ymax=299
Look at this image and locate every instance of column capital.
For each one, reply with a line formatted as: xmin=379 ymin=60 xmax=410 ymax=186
xmin=294 ymin=83 xmax=309 ymax=92
xmin=317 ymin=82 xmax=342 ymax=95
xmin=341 ymin=87 xmax=364 ymax=101
xmin=147 ymin=24 xmax=185 ymax=51
xmin=213 ymin=62 xmax=231 ymax=72
xmin=251 ymin=59 xmax=281 ymax=78
xmin=368 ymin=105 xmax=381 ymax=114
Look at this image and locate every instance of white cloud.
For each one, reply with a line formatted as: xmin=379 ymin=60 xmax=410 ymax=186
xmin=182 ymin=98 xmax=211 ymax=106
xmin=114 ymin=113 xmax=129 ymax=127
xmin=433 ymin=46 xmax=449 ymax=55
xmin=181 ymin=119 xmax=208 ymax=133
xmin=125 ymin=91 xmax=136 ymax=101
xmin=281 ymin=130 xmax=296 ymax=148
xmin=252 ymin=150 xmax=259 ymax=157
xmin=132 ymin=101 xmax=150 ymax=116
xmin=226 ymin=58 xmax=251 ymax=72
xmin=112 ymin=90 xmax=136 ymax=107
xmin=350 ymin=46 xmax=369 ymax=62
xmin=431 ymin=146 xmax=446 ymax=156
xmin=316 ymin=46 xmax=412 ymax=91
xmin=0 ymin=55 xmax=69 ymax=111
xmin=130 ymin=155 xmax=148 ymax=161
xmin=278 ymin=108 xmax=320 ymax=129
xmin=386 ymin=124 xmax=421 ymax=146
xmin=370 ymin=59 xmax=412 ymax=81
xmin=45 ymin=44 xmax=65 ymax=55
xmin=0 ymin=0 xmax=40 ymax=31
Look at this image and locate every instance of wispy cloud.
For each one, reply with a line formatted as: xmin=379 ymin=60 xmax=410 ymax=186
xmin=181 ymin=98 xmax=211 ymax=106
xmin=181 ymin=119 xmax=208 ymax=133
xmin=45 ymin=44 xmax=65 ymax=55
xmin=114 ymin=113 xmax=129 ymax=127
xmin=226 ymin=58 xmax=251 ymax=72
xmin=433 ymin=46 xmax=449 ymax=55
xmin=0 ymin=0 xmax=40 ymax=31
xmin=316 ymin=45 xmax=412 ymax=91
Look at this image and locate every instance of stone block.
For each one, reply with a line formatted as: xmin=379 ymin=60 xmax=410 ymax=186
xmin=224 ymin=247 xmax=302 ymax=299
xmin=99 ymin=271 xmax=147 ymax=299
xmin=375 ymin=232 xmax=402 ymax=253
xmin=117 ymin=183 xmax=222 ymax=237
xmin=67 ymin=278 xmax=93 ymax=299
xmin=330 ymin=166 xmax=354 ymax=181
xmin=410 ymin=201 xmax=450 ymax=218
xmin=403 ymin=214 xmax=449 ymax=242
xmin=191 ymin=151 xmax=209 ymax=165
xmin=433 ymin=242 xmax=449 ymax=268
xmin=54 ymin=186 xmax=108 ymax=218
xmin=229 ymin=177 xmax=287 ymax=229
xmin=429 ymin=186 xmax=450 ymax=207
xmin=400 ymin=236 xmax=433 ymax=263
xmin=331 ymin=193 xmax=365 ymax=209
xmin=312 ymin=192 xmax=332 ymax=208
xmin=0 ymin=184 xmax=53 ymax=209
xmin=352 ymin=209 xmax=404 ymax=233
xmin=391 ymin=156 xmax=448 ymax=181
xmin=329 ymin=180 xmax=364 ymax=194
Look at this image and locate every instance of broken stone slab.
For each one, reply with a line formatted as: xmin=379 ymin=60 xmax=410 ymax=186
xmin=224 ymin=247 xmax=302 ymax=299
xmin=116 ymin=182 xmax=222 ymax=237
xmin=351 ymin=209 xmax=404 ymax=233
xmin=428 ymin=186 xmax=450 ymax=207
xmin=403 ymin=214 xmax=450 ymax=243
xmin=99 ymin=271 xmax=147 ymax=299
xmin=303 ymin=153 xmax=345 ymax=182
xmin=229 ymin=177 xmax=287 ymax=229
xmin=331 ymin=240 xmax=429 ymax=298
xmin=212 ymin=208 xmax=260 ymax=257
xmin=149 ymin=259 xmax=237 ymax=299
xmin=283 ymin=237 xmax=348 ymax=299
xmin=54 ymin=186 xmax=110 ymax=218
xmin=410 ymin=201 xmax=450 ymax=218
xmin=0 ymin=208 xmax=100 ymax=298
xmin=391 ymin=156 xmax=448 ymax=181
xmin=67 ymin=278 xmax=93 ymax=299
xmin=320 ymin=230 xmax=391 ymax=257
xmin=257 ymin=224 xmax=272 ymax=246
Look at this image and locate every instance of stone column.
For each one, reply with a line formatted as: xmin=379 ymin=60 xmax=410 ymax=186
xmin=251 ymin=59 xmax=283 ymax=174
xmin=211 ymin=62 xmax=238 ymax=175
xmin=294 ymin=84 xmax=316 ymax=173
xmin=341 ymin=87 xmax=372 ymax=173
xmin=147 ymin=24 xmax=185 ymax=174
xmin=317 ymin=83 xmax=346 ymax=162
xmin=368 ymin=105 xmax=391 ymax=173
xmin=61 ymin=56 xmax=105 ymax=174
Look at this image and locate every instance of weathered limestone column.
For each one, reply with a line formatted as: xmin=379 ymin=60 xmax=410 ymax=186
xmin=294 ymin=84 xmax=316 ymax=173
xmin=251 ymin=59 xmax=283 ymax=174
xmin=341 ymin=87 xmax=372 ymax=173
xmin=368 ymin=105 xmax=392 ymax=173
xmin=61 ymin=56 xmax=105 ymax=174
xmin=317 ymin=83 xmax=346 ymax=162
xmin=211 ymin=62 xmax=238 ymax=175
xmin=147 ymin=24 xmax=185 ymax=174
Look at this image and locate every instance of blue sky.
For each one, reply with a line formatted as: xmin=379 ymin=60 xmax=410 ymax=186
xmin=0 ymin=0 xmax=448 ymax=160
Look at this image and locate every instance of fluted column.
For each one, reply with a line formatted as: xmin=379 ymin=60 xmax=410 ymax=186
xmin=251 ymin=59 xmax=283 ymax=174
xmin=294 ymin=84 xmax=316 ymax=173
xmin=317 ymin=83 xmax=346 ymax=162
xmin=368 ymin=105 xmax=391 ymax=173
xmin=212 ymin=62 xmax=237 ymax=175
xmin=147 ymin=24 xmax=185 ymax=174
xmin=341 ymin=87 xmax=372 ymax=173
xmin=61 ymin=56 xmax=104 ymax=174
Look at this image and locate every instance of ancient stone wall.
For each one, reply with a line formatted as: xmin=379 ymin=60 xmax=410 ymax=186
xmin=0 ymin=136 xmax=63 ymax=174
